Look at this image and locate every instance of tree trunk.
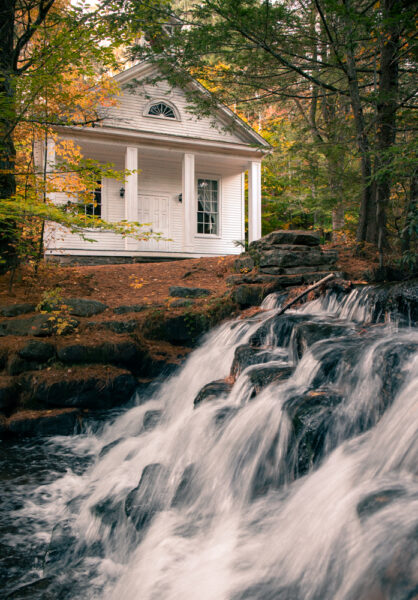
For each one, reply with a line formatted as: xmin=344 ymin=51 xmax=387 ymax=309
xmin=375 ymin=0 xmax=400 ymax=265
xmin=401 ymin=173 xmax=417 ymax=255
xmin=0 ymin=0 xmax=18 ymax=272
xmin=342 ymin=0 xmax=377 ymax=245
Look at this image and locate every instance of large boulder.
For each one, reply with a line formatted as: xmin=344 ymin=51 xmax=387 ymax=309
xmin=0 ymin=314 xmax=74 ymax=337
xmin=194 ymin=379 xmax=233 ymax=407
xmin=233 ymin=255 xmax=255 ymax=273
xmin=231 ymin=284 xmax=264 ymax=308
xmin=292 ymin=320 xmax=356 ymax=359
xmin=0 ymin=303 xmax=36 ymax=317
xmin=247 ymin=365 xmax=293 ymax=394
xmin=56 ymin=340 xmax=150 ymax=374
xmin=284 ymin=388 xmax=345 ymax=476
xmin=64 ymin=298 xmax=108 ymax=317
xmin=26 ymin=367 xmax=138 ymax=409
xmin=258 ymin=247 xmax=334 ymax=269
xmin=0 ymin=376 xmax=18 ymax=410
xmin=231 ymin=344 xmax=284 ymax=377
xmin=18 ymin=340 xmax=55 ymax=361
xmin=248 ymin=313 xmax=312 ymax=348
xmin=169 ymin=286 xmax=212 ymax=298
xmin=366 ymin=279 xmax=418 ymax=324
xmin=5 ymin=408 xmax=80 ymax=437
xmin=260 ymin=230 xmax=321 ymax=247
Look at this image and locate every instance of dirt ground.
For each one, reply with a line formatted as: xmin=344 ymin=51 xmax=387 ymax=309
xmin=0 ymin=256 xmax=236 ymax=308
xmin=0 ymin=244 xmax=374 ymax=309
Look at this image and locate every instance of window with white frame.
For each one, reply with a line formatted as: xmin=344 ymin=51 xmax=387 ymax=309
xmin=197 ymin=178 xmax=219 ymax=235
xmin=78 ymin=181 xmax=102 ymax=219
xmin=147 ymin=102 xmax=176 ymax=119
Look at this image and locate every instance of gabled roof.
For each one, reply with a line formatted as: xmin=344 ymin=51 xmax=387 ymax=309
xmin=113 ymin=61 xmax=272 ymax=150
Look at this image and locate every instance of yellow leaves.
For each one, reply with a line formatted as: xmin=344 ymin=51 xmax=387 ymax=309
xmin=129 ymin=275 xmax=147 ymax=290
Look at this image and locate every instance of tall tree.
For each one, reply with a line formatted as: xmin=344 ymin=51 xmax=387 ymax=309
xmin=133 ymin=0 xmax=417 ymax=255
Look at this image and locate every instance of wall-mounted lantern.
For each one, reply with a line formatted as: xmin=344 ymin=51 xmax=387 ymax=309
xmin=120 ymin=187 xmax=125 ymax=198
xmin=177 ymin=193 xmax=182 ymax=203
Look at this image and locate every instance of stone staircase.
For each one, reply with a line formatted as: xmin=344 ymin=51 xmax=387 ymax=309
xmin=227 ymin=230 xmax=340 ymax=307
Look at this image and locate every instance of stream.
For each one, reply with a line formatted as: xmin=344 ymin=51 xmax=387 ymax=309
xmin=1 ymin=287 xmax=417 ymax=600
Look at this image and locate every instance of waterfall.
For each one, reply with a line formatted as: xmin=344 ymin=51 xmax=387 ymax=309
xmin=1 ymin=289 xmax=417 ymax=600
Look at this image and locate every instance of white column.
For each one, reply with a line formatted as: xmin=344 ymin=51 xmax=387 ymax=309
xmin=125 ymin=146 xmax=138 ymax=251
xmin=182 ymin=153 xmax=195 ymax=251
xmin=248 ymin=160 xmax=262 ymax=243
xmin=125 ymin=146 xmax=138 ymax=222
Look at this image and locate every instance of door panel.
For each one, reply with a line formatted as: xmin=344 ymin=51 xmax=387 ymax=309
xmin=137 ymin=194 xmax=170 ymax=251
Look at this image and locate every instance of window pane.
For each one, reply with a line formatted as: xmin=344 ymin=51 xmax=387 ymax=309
xmin=196 ymin=179 xmax=219 ymax=235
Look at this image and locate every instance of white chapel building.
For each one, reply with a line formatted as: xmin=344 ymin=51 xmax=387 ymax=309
xmin=45 ymin=62 xmax=271 ymax=261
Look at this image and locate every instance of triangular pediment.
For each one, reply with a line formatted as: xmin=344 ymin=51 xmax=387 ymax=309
xmin=102 ymin=62 xmax=271 ymax=149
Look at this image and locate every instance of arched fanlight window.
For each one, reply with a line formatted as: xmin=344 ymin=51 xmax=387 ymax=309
xmin=147 ymin=102 xmax=176 ymax=119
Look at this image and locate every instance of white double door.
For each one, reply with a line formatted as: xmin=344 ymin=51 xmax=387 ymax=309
xmin=137 ymin=193 xmax=170 ymax=251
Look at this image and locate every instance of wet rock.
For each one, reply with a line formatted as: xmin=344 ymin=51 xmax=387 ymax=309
xmin=44 ymin=522 xmax=78 ymax=576
xmin=377 ymin=341 xmax=418 ymax=406
xmin=0 ymin=303 xmax=36 ymax=317
xmin=231 ymin=284 xmax=264 ymax=308
xmin=28 ymin=369 xmax=137 ymax=409
xmin=171 ymin=464 xmax=197 ymax=507
xmin=284 ymin=388 xmax=344 ymax=476
xmin=249 ymin=313 xmax=312 ymax=348
xmin=247 ymin=365 xmax=293 ymax=394
xmin=233 ymin=255 xmax=255 ymax=273
xmin=18 ymin=340 xmax=55 ymax=361
xmin=169 ymin=286 xmax=212 ymax=298
xmin=86 ymin=320 xmax=137 ymax=334
xmin=125 ymin=463 xmax=167 ymax=531
xmin=231 ymin=345 xmax=281 ymax=377
xmin=0 ymin=376 xmax=17 ymax=410
xmin=5 ymin=576 xmax=55 ymax=599
xmin=194 ymin=380 xmax=233 ymax=407
xmin=171 ymin=299 xmax=194 ymax=308
xmin=6 ymin=408 xmax=80 ymax=437
xmin=91 ymin=496 xmax=124 ymax=528
xmin=232 ymin=580 xmax=301 ymax=600
xmin=214 ymin=406 xmax=240 ymax=426
xmin=64 ymin=298 xmax=108 ymax=317
xmin=366 ymin=279 xmax=418 ymax=324
xmin=357 ymin=487 xmax=407 ymax=520
xmin=113 ymin=304 xmax=147 ymax=315
xmin=293 ymin=321 xmax=355 ymax=359
xmin=142 ymin=410 xmax=162 ymax=431
xmin=99 ymin=439 xmax=122 ymax=458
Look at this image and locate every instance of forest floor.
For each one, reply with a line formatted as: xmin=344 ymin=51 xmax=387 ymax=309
xmin=0 ymin=244 xmax=374 ymax=308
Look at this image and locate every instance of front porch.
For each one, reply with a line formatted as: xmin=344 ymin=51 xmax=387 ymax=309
xmin=45 ymin=129 xmax=263 ymax=260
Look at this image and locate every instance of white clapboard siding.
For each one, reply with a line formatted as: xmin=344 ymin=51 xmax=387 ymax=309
xmin=104 ymin=178 xmax=124 ymax=222
xmin=192 ymin=172 xmax=243 ymax=255
xmin=104 ymin=79 xmax=246 ymax=145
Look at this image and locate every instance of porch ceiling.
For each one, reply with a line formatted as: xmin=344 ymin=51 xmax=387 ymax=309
xmin=62 ymin=138 xmax=251 ymax=175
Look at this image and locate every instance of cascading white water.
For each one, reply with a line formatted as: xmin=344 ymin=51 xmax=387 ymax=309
xmin=2 ymin=289 xmax=417 ymax=600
